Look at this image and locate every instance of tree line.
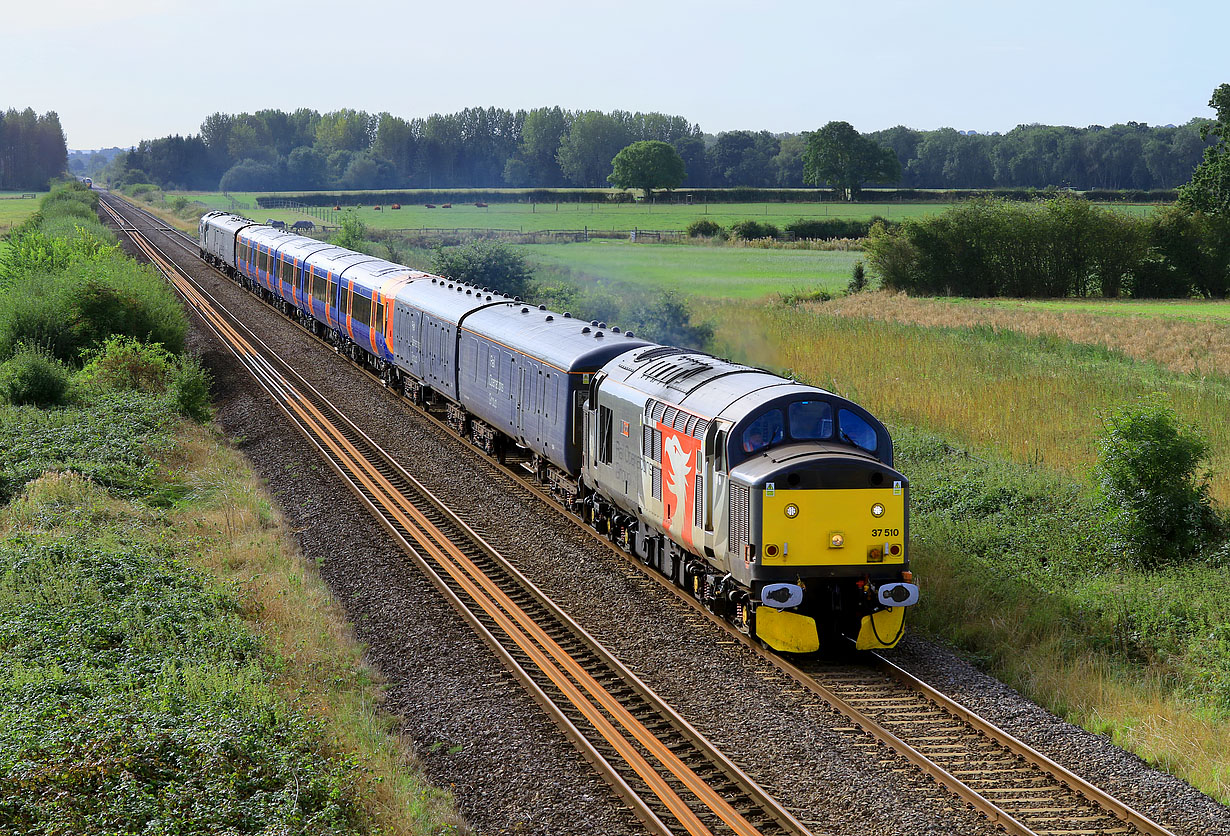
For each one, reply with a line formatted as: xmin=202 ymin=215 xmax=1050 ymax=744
xmin=0 ymin=109 xmax=67 ymax=191
xmin=106 ymin=106 xmax=1213 ymax=194
xmin=865 ymin=84 xmax=1230 ymax=299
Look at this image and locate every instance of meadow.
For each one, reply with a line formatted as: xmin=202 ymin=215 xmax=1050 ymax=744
xmin=176 ymin=189 xmax=1158 ymax=234
xmin=522 ymin=240 xmax=859 ymax=298
xmin=0 ymin=191 xmax=43 ymax=235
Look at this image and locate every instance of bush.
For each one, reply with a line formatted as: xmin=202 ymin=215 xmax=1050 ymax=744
xmin=729 ymin=219 xmax=780 ymax=240
xmin=0 ymin=344 xmax=70 ymax=407
xmin=0 ymin=253 xmax=187 ymax=363
xmin=786 ymin=216 xmax=889 ymax=239
xmin=78 ymin=336 xmax=212 ymax=422
xmin=686 ymin=218 xmax=725 ymax=238
xmin=1096 ymin=398 xmax=1220 ymax=569
xmin=433 ymin=239 xmax=533 ymax=298
xmin=865 ymin=195 xmax=1164 ymax=298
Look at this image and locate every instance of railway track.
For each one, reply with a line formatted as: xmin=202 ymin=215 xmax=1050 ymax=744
xmin=99 ymin=195 xmax=812 ymax=836
xmin=101 ymin=193 xmax=1185 ymax=836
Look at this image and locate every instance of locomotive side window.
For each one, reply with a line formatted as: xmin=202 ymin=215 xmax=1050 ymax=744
xmin=838 ymin=409 xmax=878 ymax=453
xmin=789 ymin=401 xmax=833 ymax=440
xmin=742 ymin=409 xmax=784 ymax=453
xmin=598 ymin=406 xmax=614 ymax=465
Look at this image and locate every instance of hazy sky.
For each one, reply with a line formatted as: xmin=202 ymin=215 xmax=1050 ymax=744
xmin=6 ymin=0 xmax=1226 ymax=149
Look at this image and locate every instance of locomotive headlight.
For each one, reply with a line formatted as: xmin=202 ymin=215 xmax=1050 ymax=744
xmin=784 ymin=503 xmax=799 ymax=519
xmin=871 ymin=503 xmax=885 ymax=518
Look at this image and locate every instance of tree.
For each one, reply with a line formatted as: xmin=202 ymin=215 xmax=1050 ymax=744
xmin=1179 ymin=83 xmax=1230 ymax=215
xmin=803 ymin=121 xmax=901 ymax=199
xmin=607 ymin=141 xmax=685 ymax=197
xmin=556 ymin=111 xmax=632 ymax=186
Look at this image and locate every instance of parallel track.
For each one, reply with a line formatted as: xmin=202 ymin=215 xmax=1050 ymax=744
xmin=99 ymin=195 xmax=812 ymax=836
xmin=102 ymin=193 xmax=1183 ymax=836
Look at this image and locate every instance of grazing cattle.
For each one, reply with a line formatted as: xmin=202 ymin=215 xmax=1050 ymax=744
xmin=475 ymin=202 xmax=488 ymax=208
xmin=425 ymin=204 xmax=436 ymax=208
xmin=442 ymin=203 xmax=452 ymax=209
xmin=391 ymin=203 xmax=401 ymax=209
xmin=333 ymin=205 xmax=342 ymax=210
xmin=291 ymin=220 xmax=315 ymax=231
xmin=375 ymin=205 xmax=382 ymax=211
xmin=267 ymin=219 xmax=286 ymax=229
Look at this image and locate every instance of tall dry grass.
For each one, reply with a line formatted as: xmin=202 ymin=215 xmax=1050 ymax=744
xmin=705 ymin=298 xmax=1230 ymax=505
xmin=814 ymin=291 xmax=1230 ymax=378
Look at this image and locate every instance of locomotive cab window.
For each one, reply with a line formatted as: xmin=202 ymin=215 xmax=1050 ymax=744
xmin=789 ymin=400 xmax=833 ymax=440
xmin=838 ymin=409 xmax=878 ymax=453
xmin=742 ymin=409 xmax=784 ymax=454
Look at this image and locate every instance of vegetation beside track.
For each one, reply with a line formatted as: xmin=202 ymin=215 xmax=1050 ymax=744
xmin=0 ymin=185 xmax=460 ymax=834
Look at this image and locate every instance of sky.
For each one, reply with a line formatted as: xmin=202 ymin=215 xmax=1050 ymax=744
xmin=5 ymin=0 xmax=1227 ymax=149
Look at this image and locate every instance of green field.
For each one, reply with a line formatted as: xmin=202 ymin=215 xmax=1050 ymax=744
xmin=176 ymin=190 xmax=1158 ymax=234
xmin=0 ymin=191 xmax=43 ymax=233
xmin=521 ymin=240 xmax=859 ymax=299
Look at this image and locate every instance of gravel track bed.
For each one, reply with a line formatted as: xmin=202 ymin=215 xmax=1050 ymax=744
xmin=114 ymin=209 xmax=1229 ymax=836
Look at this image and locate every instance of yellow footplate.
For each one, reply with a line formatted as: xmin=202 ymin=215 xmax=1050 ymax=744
xmin=855 ymin=607 xmax=906 ymax=650
xmin=756 ymin=607 xmax=820 ymax=654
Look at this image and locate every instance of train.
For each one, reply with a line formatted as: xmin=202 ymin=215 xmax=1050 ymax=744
xmin=198 ymin=210 xmax=919 ymax=654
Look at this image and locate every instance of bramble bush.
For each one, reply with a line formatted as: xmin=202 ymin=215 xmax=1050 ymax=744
xmin=1096 ymin=398 xmax=1220 ymax=569
xmin=78 ymin=336 xmax=212 ymax=422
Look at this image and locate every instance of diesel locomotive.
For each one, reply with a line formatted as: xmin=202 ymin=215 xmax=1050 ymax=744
xmin=199 ymin=210 xmax=919 ymax=653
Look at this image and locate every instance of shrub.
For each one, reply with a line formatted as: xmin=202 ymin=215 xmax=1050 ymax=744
xmin=686 ymin=218 xmax=725 ymax=238
xmin=848 ymin=260 xmax=868 ymax=293
xmin=0 ymin=344 xmax=70 ymax=407
xmin=729 ymin=219 xmax=781 ymax=240
xmin=433 ymin=239 xmax=533 ymax=299
xmin=0 ymin=253 xmax=187 ymax=363
xmin=1096 ymin=398 xmax=1220 ymax=569
xmin=786 ymin=217 xmax=889 ymax=239
xmin=78 ymin=336 xmax=212 ymax=422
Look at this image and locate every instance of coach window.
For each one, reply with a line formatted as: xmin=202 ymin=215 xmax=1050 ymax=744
xmin=312 ymin=268 xmax=327 ymax=302
xmin=837 ymin=409 xmax=878 ymax=453
xmin=789 ymin=401 xmax=833 ymax=440
xmin=352 ymin=292 xmax=372 ymax=326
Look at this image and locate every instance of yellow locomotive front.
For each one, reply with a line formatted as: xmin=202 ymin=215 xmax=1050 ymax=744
xmin=724 ymin=405 xmax=919 ymax=654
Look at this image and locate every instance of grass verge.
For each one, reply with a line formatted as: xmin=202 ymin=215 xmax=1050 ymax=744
xmin=0 ymin=393 xmax=462 ymax=834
